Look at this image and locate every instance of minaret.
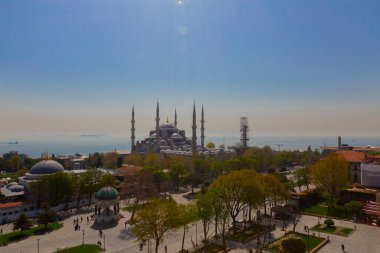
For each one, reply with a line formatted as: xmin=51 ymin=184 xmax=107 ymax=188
xmin=155 ymin=101 xmax=160 ymax=152
xmin=338 ymin=136 xmax=342 ymax=150
xmin=201 ymin=105 xmax=205 ymax=149
xmin=192 ymin=103 xmax=197 ymax=153
xmin=131 ymin=106 xmax=135 ymax=152
xmin=307 ymin=145 xmax=312 ymax=167
xmin=174 ymin=108 xmax=178 ymax=127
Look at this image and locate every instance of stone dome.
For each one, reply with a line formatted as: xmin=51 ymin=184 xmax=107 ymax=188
xmin=159 ymin=122 xmax=176 ymax=129
xmin=171 ymin=133 xmax=184 ymax=140
xmin=95 ymin=186 xmax=119 ymax=200
xmin=7 ymin=184 xmax=24 ymax=192
xmin=30 ymin=160 xmax=65 ymax=175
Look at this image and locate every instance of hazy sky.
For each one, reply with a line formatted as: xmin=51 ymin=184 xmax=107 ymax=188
xmin=1 ymin=0 xmax=380 ymax=140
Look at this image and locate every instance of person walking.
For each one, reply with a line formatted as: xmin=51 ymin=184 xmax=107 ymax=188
xmin=341 ymin=244 xmax=345 ymax=251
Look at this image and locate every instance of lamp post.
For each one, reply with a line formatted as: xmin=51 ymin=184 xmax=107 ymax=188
xmin=37 ymin=238 xmax=40 ymax=253
xmin=103 ymin=234 xmax=106 ymax=251
xmin=305 ymin=226 xmax=310 ymax=252
xmin=82 ymin=230 xmax=85 ymax=245
xmin=195 ymin=222 xmax=198 ymax=247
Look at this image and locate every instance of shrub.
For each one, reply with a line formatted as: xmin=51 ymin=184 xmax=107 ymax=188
xmin=281 ymin=238 xmax=305 ymax=253
xmin=324 ymin=219 xmax=334 ymax=228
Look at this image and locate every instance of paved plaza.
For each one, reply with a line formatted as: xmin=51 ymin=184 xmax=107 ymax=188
xmin=1 ymin=192 xmax=380 ymax=253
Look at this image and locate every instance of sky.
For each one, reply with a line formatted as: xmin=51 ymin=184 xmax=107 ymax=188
xmin=0 ymin=0 xmax=380 ymax=140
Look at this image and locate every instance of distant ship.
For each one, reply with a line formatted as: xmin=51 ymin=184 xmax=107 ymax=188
xmin=9 ymin=141 xmax=18 ymax=144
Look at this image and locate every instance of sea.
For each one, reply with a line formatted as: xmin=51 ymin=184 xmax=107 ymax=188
xmin=1 ymin=135 xmax=380 ymax=158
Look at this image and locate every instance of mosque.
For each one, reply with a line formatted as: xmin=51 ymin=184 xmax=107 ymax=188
xmin=132 ymin=102 xmax=214 ymax=155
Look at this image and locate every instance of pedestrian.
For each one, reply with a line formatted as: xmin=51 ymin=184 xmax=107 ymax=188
xmin=125 ymin=221 xmax=127 ymax=228
xmin=327 ymin=236 xmax=330 ymax=242
xmin=341 ymin=244 xmax=345 ymax=251
xmin=165 ymin=245 xmax=167 ymax=253
xmin=1 ymin=228 xmax=2 ymax=234
xmin=81 ymin=217 xmax=83 ymax=223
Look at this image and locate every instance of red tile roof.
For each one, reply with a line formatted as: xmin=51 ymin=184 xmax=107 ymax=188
xmin=0 ymin=201 xmax=23 ymax=209
xmin=336 ymin=150 xmax=366 ymax=163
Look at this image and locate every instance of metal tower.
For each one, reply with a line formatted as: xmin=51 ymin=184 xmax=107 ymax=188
xmin=131 ymin=106 xmax=135 ymax=152
xmin=240 ymin=117 xmax=249 ymax=151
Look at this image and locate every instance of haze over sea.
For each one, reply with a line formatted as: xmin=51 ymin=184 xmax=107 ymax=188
xmin=1 ymin=135 xmax=380 ymax=158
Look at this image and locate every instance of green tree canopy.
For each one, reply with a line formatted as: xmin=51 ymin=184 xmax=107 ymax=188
xmin=13 ymin=214 xmax=32 ymax=235
xmin=131 ymin=199 xmax=179 ymax=253
xmin=311 ymin=154 xmax=348 ymax=213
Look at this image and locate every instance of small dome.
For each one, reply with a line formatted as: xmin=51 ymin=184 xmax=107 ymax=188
xmin=171 ymin=133 xmax=184 ymax=140
xmin=6 ymin=182 xmax=18 ymax=187
xmin=8 ymin=184 xmax=24 ymax=192
xmin=95 ymin=186 xmax=119 ymax=200
xmin=30 ymin=160 xmax=65 ymax=175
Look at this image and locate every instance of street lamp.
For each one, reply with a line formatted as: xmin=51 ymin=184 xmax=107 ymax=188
xmin=37 ymin=238 xmax=40 ymax=253
xmin=305 ymin=226 xmax=310 ymax=252
xmin=195 ymin=222 xmax=198 ymax=247
xmin=82 ymin=230 xmax=85 ymax=245
xmin=103 ymin=234 xmax=106 ymax=251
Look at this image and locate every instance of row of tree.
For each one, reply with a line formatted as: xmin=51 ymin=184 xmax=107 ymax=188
xmin=131 ymin=169 xmax=290 ymax=253
xmin=31 ymin=169 xmax=115 ymax=209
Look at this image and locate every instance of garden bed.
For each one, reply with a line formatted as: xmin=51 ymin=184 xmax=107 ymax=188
xmin=301 ymin=202 xmax=350 ymax=219
xmin=311 ymin=224 xmax=353 ymax=237
xmin=192 ymin=242 xmax=229 ymax=253
xmin=228 ymin=223 xmax=269 ymax=243
xmin=0 ymin=222 xmax=62 ymax=246
xmin=56 ymin=244 xmax=103 ymax=253
xmin=264 ymin=232 xmax=325 ymax=253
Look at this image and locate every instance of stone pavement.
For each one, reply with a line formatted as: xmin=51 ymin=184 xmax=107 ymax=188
xmin=1 ymin=192 xmax=380 ymax=253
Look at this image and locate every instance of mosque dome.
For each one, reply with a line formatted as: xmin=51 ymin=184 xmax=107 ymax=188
xmin=29 ymin=160 xmax=65 ymax=175
xmin=159 ymin=122 xmax=176 ymax=129
xmin=7 ymin=184 xmax=24 ymax=192
xmin=95 ymin=186 xmax=119 ymax=200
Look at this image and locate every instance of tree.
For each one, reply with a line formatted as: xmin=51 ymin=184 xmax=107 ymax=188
xmin=143 ymin=152 xmax=161 ymax=167
xmin=46 ymin=172 xmax=75 ymax=207
xmin=104 ymin=152 xmax=119 ymax=169
xmin=98 ymin=173 xmax=116 ymax=188
xmin=126 ymin=170 xmax=158 ymax=223
xmin=344 ymin=201 xmax=362 ymax=220
xmin=13 ymin=214 xmax=32 ymax=235
xmin=324 ymin=218 xmax=334 ymax=228
xmin=195 ymin=193 xmax=214 ymax=249
xmin=311 ymin=154 xmax=348 ymax=214
xmin=209 ymin=170 xmax=248 ymax=224
xmin=38 ymin=203 xmax=57 ymax=228
xmin=123 ymin=153 xmax=144 ymax=166
xmin=293 ymin=168 xmax=307 ymax=192
xmin=177 ymin=204 xmax=198 ymax=252
xmin=281 ymin=238 xmax=305 ymax=253
xmin=242 ymin=170 xmax=264 ymax=221
xmin=206 ymin=142 xmax=215 ymax=149
xmin=208 ymin=189 xmax=230 ymax=252
xmin=169 ymin=162 xmax=187 ymax=191
xmin=30 ymin=176 xmax=49 ymax=209
xmin=132 ymin=199 xmax=179 ymax=253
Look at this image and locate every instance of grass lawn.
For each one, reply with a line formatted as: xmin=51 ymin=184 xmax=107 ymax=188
xmin=193 ymin=243 xmax=225 ymax=253
xmin=301 ymin=203 xmax=349 ymax=219
xmin=265 ymin=232 xmax=324 ymax=253
xmin=311 ymin=224 xmax=353 ymax=237
xmin=229 ymin=224 xmax=266 ymax=243
xmin=57 ymin=244 xmax=103 ymax=253
xmin=0 ymin=222 xmax=62 ymax=246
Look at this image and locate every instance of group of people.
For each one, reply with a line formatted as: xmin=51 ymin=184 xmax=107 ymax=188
xmin=73 ymin=215 xmax=94 ymax=231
